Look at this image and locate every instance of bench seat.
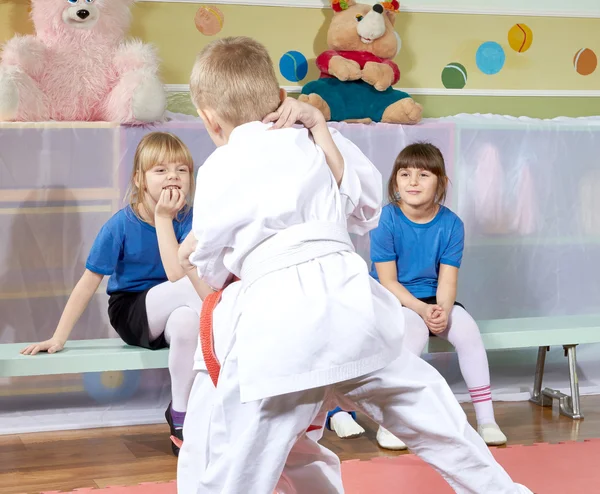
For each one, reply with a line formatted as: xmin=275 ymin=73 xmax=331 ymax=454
xmin=0 ymin=339 xmax=168 ymax=378
xmin=424 ymin=314 xmax=600 ymax=420
xmin=2 ymin=314 xmax=599 ymax=420
xmin=425 ymin=314 xmax=600 ymax=353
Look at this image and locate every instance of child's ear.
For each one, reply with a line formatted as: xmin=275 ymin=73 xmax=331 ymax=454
xmin=279 ymin=88 xmax=288 ymax=102
xmin=134 ymin=171 xmax=141 ymax=189
xmin=197 ymin=107 xmax=221 ymax=135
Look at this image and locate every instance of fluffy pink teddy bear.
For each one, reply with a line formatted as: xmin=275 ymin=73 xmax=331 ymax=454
xmin=0 ymin=0 xmax=166 ymax=123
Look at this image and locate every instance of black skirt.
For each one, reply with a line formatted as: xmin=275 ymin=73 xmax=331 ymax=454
xmin=108 ymin=290 xmax=168 ymax=350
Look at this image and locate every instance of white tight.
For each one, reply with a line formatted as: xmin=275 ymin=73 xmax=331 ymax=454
xmin=402 ymin=305 xmax=496 ymax=425
xmin=145 ymin=277 xmax=202 ymax=412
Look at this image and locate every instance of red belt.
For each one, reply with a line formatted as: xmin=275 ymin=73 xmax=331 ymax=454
xmin=199 ymin=288 xmax=225 ymax=387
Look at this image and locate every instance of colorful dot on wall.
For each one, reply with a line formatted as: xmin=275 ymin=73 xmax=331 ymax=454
xmin=83 ymin=370 xmax=141 ymax=404
xmin=279 ymin=51 xmax=309 ymax=82
xmin=476 ymin=41 xmax=506 ymax=75
xmin=508 ymin=23 xmax=533 ymax=53
xmin=194 ymin=5 xmax=224 ymax=36
xmin=441 ymin=63 xmax=468 ymax=89
xmin=573 ymin=48 xmax=597 ymax=76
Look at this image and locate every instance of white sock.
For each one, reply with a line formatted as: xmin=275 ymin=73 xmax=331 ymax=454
xmin=330 ymin=412 xmax=364 ymax=438
xmin=470 ymin=385 xmax=496 ymax=426
xmin=376 ymin=426 xmax=407 ymax=450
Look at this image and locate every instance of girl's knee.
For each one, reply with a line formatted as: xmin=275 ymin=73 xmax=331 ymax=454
xmin=448 ymin=308 xmax=486 ymax=351
xmin=166 ymin=307 xmax=200 ymax=344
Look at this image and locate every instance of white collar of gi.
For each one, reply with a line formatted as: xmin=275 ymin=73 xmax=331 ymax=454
xmin=228 ymin=121 xmax=272 ymax=145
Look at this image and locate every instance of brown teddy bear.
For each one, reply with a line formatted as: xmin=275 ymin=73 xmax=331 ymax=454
xmin=300 ymin=0 xmax=422 ymax=124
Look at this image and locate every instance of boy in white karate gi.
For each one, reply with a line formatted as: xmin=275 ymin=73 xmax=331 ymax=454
xmin=177 ymin=97 xmax=359 ymax=494
xmin=185 ymin=36 xmax=533 ymax=494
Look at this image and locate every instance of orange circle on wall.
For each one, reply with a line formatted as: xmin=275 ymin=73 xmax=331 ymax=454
xmin=573 ymin=48 xmax=597 ymax=76
xmin=195 ymin=6 xmax=224 ymax=36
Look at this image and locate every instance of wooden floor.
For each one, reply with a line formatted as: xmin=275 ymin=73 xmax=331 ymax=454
xmin=1 ymin=396 xmax=599 ymax=494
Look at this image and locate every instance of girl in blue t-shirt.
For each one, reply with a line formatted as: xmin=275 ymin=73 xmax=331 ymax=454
xmin=328 ymin=142 xmax=507 ymax=450
xmin=21 ymin=132 xmax=212 ymax=456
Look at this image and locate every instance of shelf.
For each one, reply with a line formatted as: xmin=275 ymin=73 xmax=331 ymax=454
xmin=0 ymin=121 xmax=120 ymax=129
xmin=467 ymin=235 xmax=600 ymax=247
xmin=0 ymin=188 xmax=120 ymax=203
xmin=0 ymin=205 xmax=112 ymax=215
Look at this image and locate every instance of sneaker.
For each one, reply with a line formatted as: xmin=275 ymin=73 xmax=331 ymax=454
xmin=165 ymin=401 xmax=184 ymax=456
xmin=478 ymin=423 xmax=507 ymax=446
xmin=376 ymin=426 xmax=407 ymax=450
xmin=329 ymin=411 xmax=365 ymax=439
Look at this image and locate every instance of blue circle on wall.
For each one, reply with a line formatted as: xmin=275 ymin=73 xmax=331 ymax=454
xmin=476 ymin=41 xmax=505 ymax=75
xmin=83 ymin=370 xmax=141 ymax=404
xmin=279 ymin=51 xmax=308 ymax=82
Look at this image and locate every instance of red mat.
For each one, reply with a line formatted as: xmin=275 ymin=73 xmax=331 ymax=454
xmin=341 ymin=439 xmax=599 ymax=493
xmin=40 ymin=439 xmax=599 ymax=493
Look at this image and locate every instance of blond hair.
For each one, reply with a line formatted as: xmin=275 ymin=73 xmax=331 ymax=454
xmin=126 ymin=132 xmax=195 ymax=223
xmin=190 ymin=36 xmax=281 ymax=127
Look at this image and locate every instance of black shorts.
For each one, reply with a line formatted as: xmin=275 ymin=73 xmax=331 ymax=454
xmin=418 ymin=296 xmax=465 ymax=310
xmin=108 ymin=290 xmax=168 ymax=350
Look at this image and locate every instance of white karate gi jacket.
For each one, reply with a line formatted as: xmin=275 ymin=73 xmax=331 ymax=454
xmin=190 ymin=122 xmax=404 ymax=402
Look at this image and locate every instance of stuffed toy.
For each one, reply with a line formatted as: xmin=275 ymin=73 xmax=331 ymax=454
xmin=300 ymin=0 xmax=422 ymax=124
xmin=0 ymin=0 xmax=166 ymax=124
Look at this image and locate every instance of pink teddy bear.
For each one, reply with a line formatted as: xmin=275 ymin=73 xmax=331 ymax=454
xmin=0 ymin=0 xmax=166 ymax=123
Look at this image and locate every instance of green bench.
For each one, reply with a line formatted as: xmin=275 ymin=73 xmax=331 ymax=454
xmin=2 ymin=314 xmax=599 ymax=419
xmin=0 ymin=339 xmax=169 ymax=402
xmin=0 ymin=339 xmax=168 ymax=377
xmin=424 ymin=314 xmax=600 ymax=420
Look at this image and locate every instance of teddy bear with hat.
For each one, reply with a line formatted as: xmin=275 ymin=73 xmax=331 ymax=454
xmin=300 ymin=0 xmax=422 ymax=124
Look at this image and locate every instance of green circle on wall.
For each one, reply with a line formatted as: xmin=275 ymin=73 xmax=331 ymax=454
xmin=441 ymin=62 xmax=468 ymax=89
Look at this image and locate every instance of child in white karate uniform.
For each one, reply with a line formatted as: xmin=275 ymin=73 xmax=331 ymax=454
xmin=177 ymin=98 xmax=350 ymax=494
xmin=186 ymin=36 xmax=533 ymax=494
xmin=178 ymin=91 xmax=372 ymax=493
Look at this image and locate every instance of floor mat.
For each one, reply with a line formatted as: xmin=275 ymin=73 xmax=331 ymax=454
xmin=40 ymin=439 xmax=600 ymax=493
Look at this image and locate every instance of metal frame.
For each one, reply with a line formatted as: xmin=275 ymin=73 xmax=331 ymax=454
xmin=530 ymin=345 xmax=583 ymax=420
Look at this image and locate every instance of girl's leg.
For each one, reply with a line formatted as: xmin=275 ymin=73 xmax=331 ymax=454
xmin=401 ymin=307 xmax=431 ymax=356
xmin=374 ymin=307 xmax=431 ymax=450
xmin=437 ymin=306 xmax=507 ymax=445
xmin=145 ymin=277 xmax=202 ymax=427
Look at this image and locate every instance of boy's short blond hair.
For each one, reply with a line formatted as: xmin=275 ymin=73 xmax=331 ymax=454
xmin=190 ymin=36 xmax=281 ymax=127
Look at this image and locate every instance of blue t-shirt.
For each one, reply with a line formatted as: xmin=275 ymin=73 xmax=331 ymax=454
xmin=369 ymin=204 xmax=464 ymax=299
xmin=86 ymin=206 xmax=193 ymax=294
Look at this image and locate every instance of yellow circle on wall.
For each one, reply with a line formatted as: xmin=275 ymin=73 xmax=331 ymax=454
xmin=100 ymin=371 xmax=125 ymax=389
xmin=508 ymin=23 xmax=533 ymax=53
